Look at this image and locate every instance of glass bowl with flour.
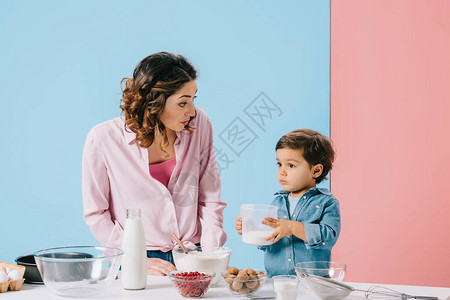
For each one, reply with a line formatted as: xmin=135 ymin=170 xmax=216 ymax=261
xmin=172 ymin=246 xmax=231 ymax=287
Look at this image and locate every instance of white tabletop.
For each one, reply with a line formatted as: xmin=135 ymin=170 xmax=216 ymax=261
xmin=2 ymin=275 xmax=449 ymax=300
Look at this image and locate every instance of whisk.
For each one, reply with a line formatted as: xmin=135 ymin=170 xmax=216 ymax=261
xmin=364 ymin=285 xmax=438 ymax=299
xmin=302 ymin=273 xmax=438 ymax=300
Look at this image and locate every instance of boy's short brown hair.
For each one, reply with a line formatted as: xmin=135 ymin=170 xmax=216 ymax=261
xmin=275 ymin=129 xmax=335 ymax=184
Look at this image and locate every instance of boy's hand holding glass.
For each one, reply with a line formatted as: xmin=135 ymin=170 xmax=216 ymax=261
xmin=235 ymin=217 xmax=243 ymax=235
xmin=262 ymin=217 xmax=307 ymax=243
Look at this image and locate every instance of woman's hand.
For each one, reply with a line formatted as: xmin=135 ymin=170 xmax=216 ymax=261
xmin=147 ymin=258 xmax=176 ymax=276
xmin=262 ymin=217 xmax=307 ymax=243
xmin=235 ymin=217 xmax=243 ymax=235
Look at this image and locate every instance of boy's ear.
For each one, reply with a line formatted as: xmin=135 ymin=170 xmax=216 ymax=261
xmin=312 ymin=164 xmax=323 ymax=179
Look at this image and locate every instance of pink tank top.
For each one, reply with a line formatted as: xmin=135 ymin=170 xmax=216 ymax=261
xmin=149 ymin=158 xmax=176 ymax=187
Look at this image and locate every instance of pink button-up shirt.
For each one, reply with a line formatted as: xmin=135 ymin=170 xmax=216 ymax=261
xmin=82 ymin=107 xmax=227 ymax=251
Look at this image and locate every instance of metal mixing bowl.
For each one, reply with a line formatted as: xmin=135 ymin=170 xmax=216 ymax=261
xmin=15 ymin=254 xmax=43 ymax=284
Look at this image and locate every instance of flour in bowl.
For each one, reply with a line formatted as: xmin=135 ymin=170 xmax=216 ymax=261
xmin=173 ymin=248 xmax=231 ymax=286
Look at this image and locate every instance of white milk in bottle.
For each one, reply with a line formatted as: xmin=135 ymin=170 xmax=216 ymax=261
xmin=121 ymin=209 xmax=147 ymax=290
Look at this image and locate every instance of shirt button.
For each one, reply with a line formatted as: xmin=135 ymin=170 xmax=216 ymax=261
xmin=293 ymin=214 xmax=296 ymax=218
xmin=288 ymin=258 xmax=292 ymax=262
xmin=303 ymin=196 xmax=307 ymax=199
xmin=284 ymin=215 xmax=287 ymax=219
xmin=322 ymin=242 xmax=326 ymax=245
xmin=316 ymin=205 xmax=320 ymax=209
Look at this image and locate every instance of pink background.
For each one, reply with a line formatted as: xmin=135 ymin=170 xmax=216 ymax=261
xmin=330 ymin=0 xmax=450 ymax=287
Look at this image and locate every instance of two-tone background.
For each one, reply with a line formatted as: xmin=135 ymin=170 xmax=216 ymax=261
xmin=1 ymin=0 xmax=448 ymax=287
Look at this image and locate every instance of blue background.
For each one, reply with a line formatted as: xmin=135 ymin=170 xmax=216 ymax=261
xmin=0 ymin=0 xmax=330 ymax=271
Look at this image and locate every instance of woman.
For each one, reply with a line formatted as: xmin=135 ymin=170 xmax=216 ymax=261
xmin=82 ymin=52 xmax=227 ymax=275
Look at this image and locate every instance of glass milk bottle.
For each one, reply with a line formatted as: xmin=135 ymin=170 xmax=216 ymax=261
xmin=121 ymin=209 xmax=147 ymax=290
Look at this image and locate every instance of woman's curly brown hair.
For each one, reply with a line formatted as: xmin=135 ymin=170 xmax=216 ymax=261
xmin=120 ymin=52 xmax=197 ymax=153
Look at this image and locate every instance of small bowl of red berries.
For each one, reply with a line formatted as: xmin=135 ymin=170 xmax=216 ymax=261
xmin=169 ymin=270 xmax=215 ymax=298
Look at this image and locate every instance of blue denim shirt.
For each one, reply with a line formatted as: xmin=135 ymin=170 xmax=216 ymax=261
xmin=260 ymin=187 xmax=341 ymax=277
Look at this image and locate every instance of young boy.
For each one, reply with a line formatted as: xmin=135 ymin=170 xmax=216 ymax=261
xmin=235 ymin=129 xmax=341 ymax=276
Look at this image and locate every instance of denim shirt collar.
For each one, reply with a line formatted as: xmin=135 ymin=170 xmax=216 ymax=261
xmin=274 ymin=187 xmax=331 ymax=198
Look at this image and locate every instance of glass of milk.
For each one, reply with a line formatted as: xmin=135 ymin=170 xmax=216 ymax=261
xmin=272 ymin=275 xmax=298 ymax=300
xmin=241 ymin=204 xmax=278 ymax=245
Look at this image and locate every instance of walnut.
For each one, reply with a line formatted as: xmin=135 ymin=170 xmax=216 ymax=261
xmin=231 ymin=279 xmax=243 ymax=291
xmin=238 ymin=285 xmax=250 ymax=295
xmin=236 ymin=269 xmax=249 ymax=282
xmin=246 ymin=280 xmax=260 ymax=290
xmin=246 ymin=268 xmax=256 ymax=276
xmin=226 ymin=267 xmax=240 ymax=275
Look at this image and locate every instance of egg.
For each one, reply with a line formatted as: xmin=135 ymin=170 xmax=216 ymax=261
xmin=8 ymin=269 xmax=22 ymax=281
xmin=0 ymin=271 xmax=8 ymax=283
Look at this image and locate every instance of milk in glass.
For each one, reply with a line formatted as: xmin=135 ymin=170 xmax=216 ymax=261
xmin=241 ymin=204 xmax=278 ymax=245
